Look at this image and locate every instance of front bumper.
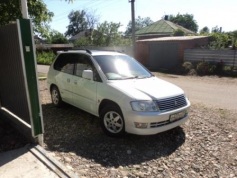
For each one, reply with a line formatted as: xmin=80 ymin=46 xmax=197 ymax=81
xmin=124 ymin=101 xmax=190 ymax=135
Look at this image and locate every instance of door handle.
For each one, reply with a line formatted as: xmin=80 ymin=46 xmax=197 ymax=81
xmin=67 ymin=78 xmax=70 ymax=83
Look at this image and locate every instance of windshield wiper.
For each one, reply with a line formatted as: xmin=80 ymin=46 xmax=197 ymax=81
xmin=120 ymin=76 xmax=137 ymax=80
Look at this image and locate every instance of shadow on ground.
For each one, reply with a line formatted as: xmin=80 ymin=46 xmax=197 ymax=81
xmin=0 ymin=119 xmax=28 ymax=153
xmin=43 ymin=103 xmax=185 ymax=168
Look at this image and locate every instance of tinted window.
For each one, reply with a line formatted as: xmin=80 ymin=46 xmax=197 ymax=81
xmin=75 ymin=54 xmax=92 ymax=77
xmin=74 ymin=54 xmax=102 ymax=82
xmin=54 ymin=53 xmax=75 ymax=75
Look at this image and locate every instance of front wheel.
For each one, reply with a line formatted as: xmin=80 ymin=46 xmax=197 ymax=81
xmin=100 ymin=105 xmax=125 ymax=137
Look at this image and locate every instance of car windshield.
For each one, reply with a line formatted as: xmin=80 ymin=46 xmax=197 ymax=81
xmin=93 ymin=54 xmax=153 ymax=80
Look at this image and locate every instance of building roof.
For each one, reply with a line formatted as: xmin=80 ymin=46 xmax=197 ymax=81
xmin=137 ymin=36 xmax=208 ymax=42
xmin=135 ymin=19 xmax=195 ymax=36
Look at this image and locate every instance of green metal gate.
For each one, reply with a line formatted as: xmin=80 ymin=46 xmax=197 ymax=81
xmin=0 ymin=19 xmax=43 ymax=144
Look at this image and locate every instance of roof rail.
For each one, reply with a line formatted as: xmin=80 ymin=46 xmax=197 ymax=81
xmin=86 ymin=49 xmax=92 ymax=54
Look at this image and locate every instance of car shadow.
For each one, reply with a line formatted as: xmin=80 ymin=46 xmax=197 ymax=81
xmin=42 ymin=103 xmax=186 ymax=168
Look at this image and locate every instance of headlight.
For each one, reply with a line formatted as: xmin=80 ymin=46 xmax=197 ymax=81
xmin=130 ymin=101 xmax=159 ymax=112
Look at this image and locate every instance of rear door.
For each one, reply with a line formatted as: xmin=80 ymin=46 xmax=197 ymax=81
xmin=53 ymin=53 xmax=75 ymax=104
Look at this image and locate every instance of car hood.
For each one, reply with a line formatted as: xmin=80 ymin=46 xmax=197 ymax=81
xmin=108 ymin=77 xmax=184 ymax=100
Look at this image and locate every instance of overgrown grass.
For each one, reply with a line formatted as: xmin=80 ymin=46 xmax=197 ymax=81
xmin=37 ymin=51 xmax=56 ymax=65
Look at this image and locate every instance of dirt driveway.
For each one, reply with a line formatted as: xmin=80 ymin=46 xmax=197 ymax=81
xmin=39 ymin=74 xmax=237 ymax=177
xmin=37 ymin=65 xmax=237 ymax=111
xmin=156 ymin=73 xmax=237 ymax=111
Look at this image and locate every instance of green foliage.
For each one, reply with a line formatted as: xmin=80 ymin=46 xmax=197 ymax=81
xmin=211 ymin=26 xmax=222 ymax=33
xmin=0 ymin=0 xmax=53 ymax=38
xmin=199 ymin=26 xmax=210 ymax=34
xmin=182 ymin=60 xmax=236 ymax=77
xmin=47 ymin=30 xmax=68 ymax=44
xmin=74 ymin=37 xmax=92 ymax=47
xmin=208 ymin=64 xmax=217 ymax=75
xmin=182 ymin=62 xmax=194 ymax=74
xmin=230 ymin=30 xmax=237 ymax=49
xmin=73 ymin=21 xmax=132 ymax=47
xmin=222 ymin=66 xmax=236 ymax=76
xmin=93 ymin=21 xmax=125 ymax=46
xmin=125 ymin=16 xmax=153 ymax=36
xmin=169 ymin=13 xmax=198 ymax=33
xmin=208 ymin=33 xmax=229 ymax=49
xmin=196 ymin=61 xmax=210 ymax=75
xmin=173 ymin=29 xmax=185 ymax=36
xmin=65 ymin=10 xmax=98 ymax=37
xmin=36 ymin=51 xmax=56 ymax=65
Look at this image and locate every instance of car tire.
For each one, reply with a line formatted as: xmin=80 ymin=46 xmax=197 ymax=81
xmin=100 ymin=105 xmax=125 ymax=137
xmin=51 ymin=86 xmax=63 ymax=107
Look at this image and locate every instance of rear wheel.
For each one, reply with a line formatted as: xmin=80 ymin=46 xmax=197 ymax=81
xmin=51 ymin=86 xmax=63 ymax=107
xmin=100 ymin=105 xmax=125 ymax=137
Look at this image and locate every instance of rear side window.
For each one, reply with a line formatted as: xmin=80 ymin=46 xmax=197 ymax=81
xmin=53 ymin=53 xmax=74 ymax=75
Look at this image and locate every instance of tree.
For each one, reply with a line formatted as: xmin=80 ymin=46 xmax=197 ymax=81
xmin=208 ymin=32 xmax=229 ymax=49
xmin=93 ymin=21 xmax=123 ymax=46
xmin=169 ymin=13 xmax=198 ymax=33
xmin=0 ymin=0 xmax=53 ymax=37
xmin=48 ymin=30 xmax=68 ymax=44
xmin=173 ymin=29 xmax=185 ymax=36
xmin=74 ymin=36 xmax=92 ymax=47
xmin=230 ymin=30 xmax=237 ymax=50
xmin=211 ymin=26 xmax=222 ymax=33
xmin=125 ymin=16 xmax=153 ymax=36
xmin=200 ymin=26 xmax=210 ymax=34
xmin=65 ymin=10 xmax=98 ymax=37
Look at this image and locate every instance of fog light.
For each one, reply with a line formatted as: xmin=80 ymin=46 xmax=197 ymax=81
xmin=134 ymin=122 xmax=148 ymax=128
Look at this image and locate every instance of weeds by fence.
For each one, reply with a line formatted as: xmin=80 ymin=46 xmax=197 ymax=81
xmin=184 ymin=49 xmax=237 ymax=67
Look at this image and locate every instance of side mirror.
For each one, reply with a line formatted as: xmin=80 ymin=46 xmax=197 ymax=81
xmin=82 ymin=70 xmax=93 ymax=80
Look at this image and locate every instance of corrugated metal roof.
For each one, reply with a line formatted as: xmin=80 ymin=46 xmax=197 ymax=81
xmin=137 ymin=36 xmax=208 ymax=42
xmin=135 ymin=19 xmax=195 ymax=35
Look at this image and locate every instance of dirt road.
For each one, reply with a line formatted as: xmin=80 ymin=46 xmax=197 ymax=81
xmin=156 ymin=73 xmax=237 ymax=111
xmin=37 ymin=65 xmax=237 ymax=111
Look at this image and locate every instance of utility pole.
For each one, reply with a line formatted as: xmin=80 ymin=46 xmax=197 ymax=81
xmin=21 ymin=0 xmax=29 ymax=19
xmin=129 ymin=0 xmax=136 ymax=56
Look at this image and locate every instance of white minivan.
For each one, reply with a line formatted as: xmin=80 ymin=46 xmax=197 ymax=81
xmin=47 ymin=50 xmax=190 ymax=136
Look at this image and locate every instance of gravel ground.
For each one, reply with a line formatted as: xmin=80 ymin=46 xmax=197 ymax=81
xmin=39 ymin=79 xmax=237 ymax=178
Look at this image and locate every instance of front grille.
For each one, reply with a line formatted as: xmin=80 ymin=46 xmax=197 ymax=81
xmin=156 ymin=95 xmax=187 ymax=112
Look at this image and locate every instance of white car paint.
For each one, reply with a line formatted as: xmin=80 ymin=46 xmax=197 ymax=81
xmin=47 ymin=50 xmax=191 ymax=135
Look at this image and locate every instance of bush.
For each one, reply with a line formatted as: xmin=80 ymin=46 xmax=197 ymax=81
xmin=188 ymin=69 xmax=197 ymax=76
xmin=37 ymin=51 xmax=56 ymax=65
xmin=209 ymin=64 xmax=217 ymax=75
xmin=182 ymin=61 xmax=194 ymax=74
xmin=222 ymin=66 xmax=233 ymax=76
xmin=181 ymin=60 xmax=236 ymax=77
xmin=196 ymin=61 xmax=210 ymax=75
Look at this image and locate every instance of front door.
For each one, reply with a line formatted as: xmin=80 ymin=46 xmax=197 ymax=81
xmin=71 ymin=54 xmax=98 ymax=115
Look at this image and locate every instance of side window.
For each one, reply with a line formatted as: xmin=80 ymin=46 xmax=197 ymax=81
xmin=53 ymin=53 xmax=74 ymax=75
xmin=75 ymin=55 xmax=92 ymax=77
xmin=74 ymin=54 xmax=102 ymax=82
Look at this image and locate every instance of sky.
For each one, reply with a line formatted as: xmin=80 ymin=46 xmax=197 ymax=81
xmin=43 ymin=0 xmax=237 ymax=34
